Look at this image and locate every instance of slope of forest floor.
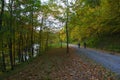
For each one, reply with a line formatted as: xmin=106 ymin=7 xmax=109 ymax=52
xmin=3 ymin=47 xmax=119 ymax=80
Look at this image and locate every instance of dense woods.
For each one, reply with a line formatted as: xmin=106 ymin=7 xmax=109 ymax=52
xmin=60 ymin=0 xmax=120 ymax=51
xmin=0 ymin=0 xmax=120 ymax=75
xmin=0 ymin=0 xmax=60 ymax=72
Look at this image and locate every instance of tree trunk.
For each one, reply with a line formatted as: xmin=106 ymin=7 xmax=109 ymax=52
xmin=31 ymin=6 xmax=34 ymax=57
xmin=20 ymin=34 xmax=24 ymax=62
xmin=0 ymin=0 xmax=6 ymax=72
xmin=31 ymin=33 xmax=34 ymax=57
xmin=1 ymin=40 xmax=6 ymax=72
xmin=8 ymin=39 xmax=14 ymax=70
xmin=13 ymin=26 xmax=16 ymax=65
xmin=66 ymin=0 xmax=69 ymax=53
xmin=18 ymin=42 xmax=21 ymax=63
xmin=39 ymin=17 xmax=44 ymax=53
xmin=45 ymin=31 xmax=49 ymax=51
xmin=0 ymin=0 xmax=4 ymax=30
xmin=8 ymin=0 xmax=14 ymax=70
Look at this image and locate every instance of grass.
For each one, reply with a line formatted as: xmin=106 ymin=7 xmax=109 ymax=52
xmin=49 ymin=43 xmax=66 ymax=48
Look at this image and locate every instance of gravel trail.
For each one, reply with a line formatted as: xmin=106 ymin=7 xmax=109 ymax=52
xmin=70 ymin=45 xmax=120 ymax=75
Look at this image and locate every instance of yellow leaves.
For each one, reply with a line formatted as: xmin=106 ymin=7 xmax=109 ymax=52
xmin=88 ymin=8 xmax=95 ymax=13
xmin=59 ymin=28 xmax=66 ymax=41
xmin=60 ymin=34 xmax=66 ymax=41
xmin=70 ymin=27 xmax=79 ymax=39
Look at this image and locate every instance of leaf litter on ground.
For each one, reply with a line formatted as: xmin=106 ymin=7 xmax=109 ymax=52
xmin=6 ymin=47 xmax=119 ymax=80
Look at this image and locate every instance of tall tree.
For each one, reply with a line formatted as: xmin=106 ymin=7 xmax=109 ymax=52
xmin=0 ymin=0 xmax=6 ymax=71
xmin=66 ymin=0 xmax=69 ymax=53
xmin=8 ymin=0 xmax=14 ymax=70
xmin=0 ymin=0 xmax=4 ymax=30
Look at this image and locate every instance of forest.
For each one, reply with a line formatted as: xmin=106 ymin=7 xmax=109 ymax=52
xmin=0 ymin=0 xmax=120 ymax=79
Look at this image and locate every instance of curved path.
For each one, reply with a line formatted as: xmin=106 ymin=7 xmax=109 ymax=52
xmin=70 ymin=44 xmax=120 ymax=75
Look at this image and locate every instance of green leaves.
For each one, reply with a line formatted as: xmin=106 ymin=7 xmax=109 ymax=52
xmin=66 ymin=0 xmax=120 ymax=44
xmin=81 ymin=0 xmax=101 ymax=8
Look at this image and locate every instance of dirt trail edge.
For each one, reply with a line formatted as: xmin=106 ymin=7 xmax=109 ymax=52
xmin=70 ymin=44 xmax=120 ymax=75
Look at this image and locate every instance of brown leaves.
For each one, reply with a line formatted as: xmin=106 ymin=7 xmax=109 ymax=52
xmin=7 ymin=48 xmax=117 ymax=80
